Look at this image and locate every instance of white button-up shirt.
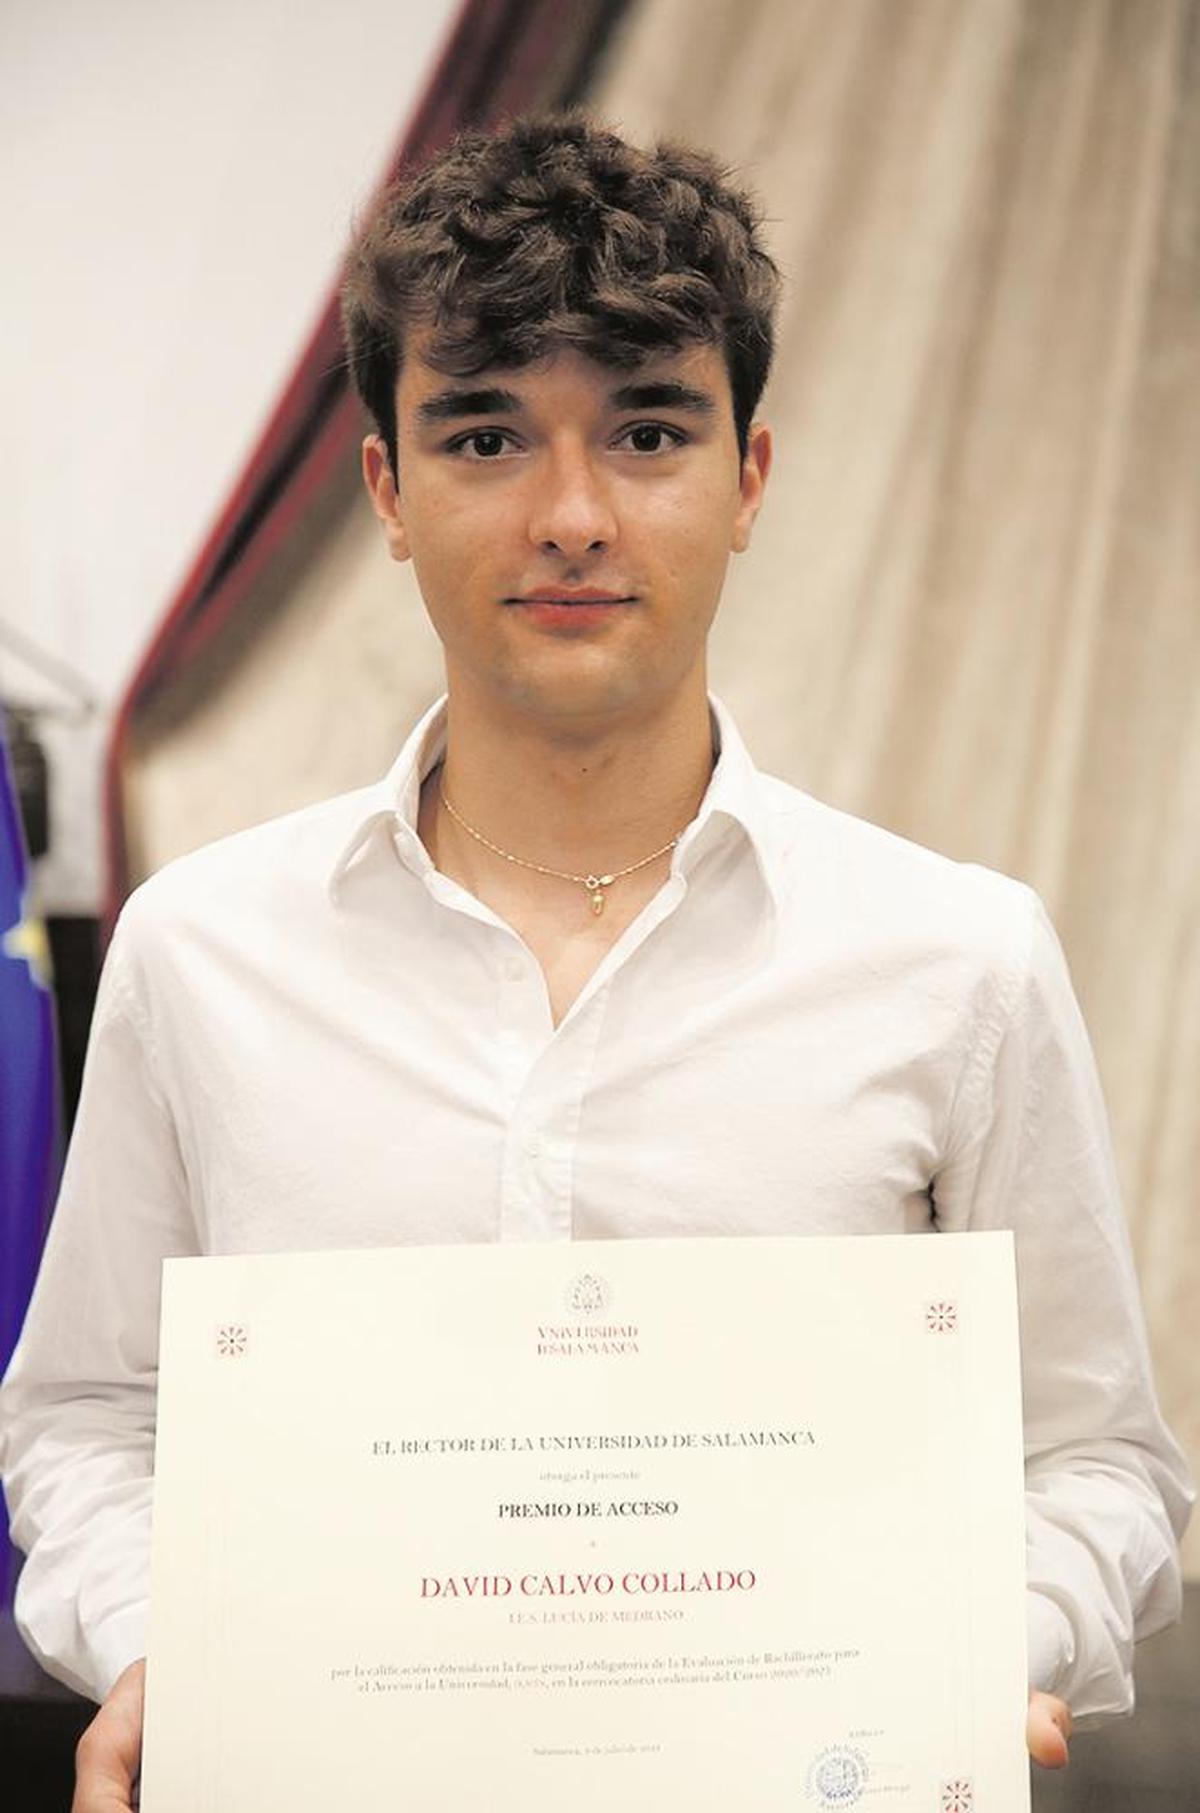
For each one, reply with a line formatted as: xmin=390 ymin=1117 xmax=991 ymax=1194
xmin=1 ymin=698 xmax=1190 ymax=1710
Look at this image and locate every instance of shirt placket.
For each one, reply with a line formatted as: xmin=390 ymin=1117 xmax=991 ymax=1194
xmin=495 ymin=951 xmax=607 ymax=1244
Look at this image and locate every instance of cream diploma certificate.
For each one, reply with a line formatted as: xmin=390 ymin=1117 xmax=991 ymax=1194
xmin=141 ymin=1235 xmax=1030 ymax=1811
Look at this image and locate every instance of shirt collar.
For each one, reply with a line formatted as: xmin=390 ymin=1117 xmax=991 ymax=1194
xmin=328 ymin=693 xmax=782 ymax=912
xmin=328 ymin=695 xmax=448 ymax=898
xmin=678 ymin=696 xmax=782 ymax=911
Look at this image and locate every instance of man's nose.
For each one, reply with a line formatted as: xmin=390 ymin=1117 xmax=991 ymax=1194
xmin=527 ymin=445 xmax=617 ymax=557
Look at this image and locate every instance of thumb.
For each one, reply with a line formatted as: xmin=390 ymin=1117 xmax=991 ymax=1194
xmin=72 ymin=1658 xmax=145 ymax=1812
xmin=1027 ymin=1689 xmax=1072 ymax=1769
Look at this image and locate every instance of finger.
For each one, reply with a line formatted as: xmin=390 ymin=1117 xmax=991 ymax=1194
xmin=71 ymin=1748 xmax=138 ymax=1813
xmin=1026 ymin=1690 xmax=1072 ymax=1769
xmin=72 ymin=1662 xmax=145 ymax=1813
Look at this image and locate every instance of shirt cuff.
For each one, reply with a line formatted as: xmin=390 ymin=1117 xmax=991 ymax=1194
xmin=89 ymin=1603 xmax=149 ymax=1702
xmin=1026 ymin=1588 xmax=1074 ymax=1696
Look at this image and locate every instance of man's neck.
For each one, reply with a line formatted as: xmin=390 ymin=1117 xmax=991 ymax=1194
xmin=428 ymin=679 xmax=716 ymax=878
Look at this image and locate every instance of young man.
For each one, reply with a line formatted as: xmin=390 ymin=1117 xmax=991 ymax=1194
xmin=1 ymin=115 xmax=1189 ymax=1810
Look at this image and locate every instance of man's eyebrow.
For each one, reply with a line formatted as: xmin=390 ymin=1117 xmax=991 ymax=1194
xmin=416 ymin=386 xmax=524 ymax=425
xmin=608 ymin=381 xmax=717 ymax=415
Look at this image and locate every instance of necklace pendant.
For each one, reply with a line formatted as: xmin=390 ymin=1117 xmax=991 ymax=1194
xmin=585 ymin=874 xmax=608 ymax=916
xmin=587 ymin=870 xmax=616 ymax=913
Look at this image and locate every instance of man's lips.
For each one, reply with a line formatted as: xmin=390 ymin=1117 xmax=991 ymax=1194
xmin=505 ymin=589 xmax=637 ymax=629
xmin=508 ymin=589 xmax=635 ymax=604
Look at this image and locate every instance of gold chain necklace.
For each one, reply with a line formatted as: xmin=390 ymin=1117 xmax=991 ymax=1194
xmin=438 ymin=779 xmax=684 ymax=916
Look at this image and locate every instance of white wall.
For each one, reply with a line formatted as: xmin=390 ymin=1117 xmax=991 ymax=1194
xmin=0 ymin=0 xmax=460 ymax=910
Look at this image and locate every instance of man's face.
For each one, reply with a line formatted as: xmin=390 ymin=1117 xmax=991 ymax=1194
xmin=362 ymin=338 xmax=771 ymax=732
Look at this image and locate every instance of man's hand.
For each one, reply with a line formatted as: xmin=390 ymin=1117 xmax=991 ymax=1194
xmin=73 ymin=1658 xmax=145 ymax=1812
xmin=1027 ymin=1689 xmax=1072 ymax=1768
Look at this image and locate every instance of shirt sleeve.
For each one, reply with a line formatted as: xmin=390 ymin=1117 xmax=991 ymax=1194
xmin=0 ymin=905 xmax=198 ymax=1702
xmin=935 ymin=884 xmax=1193 ymax=1724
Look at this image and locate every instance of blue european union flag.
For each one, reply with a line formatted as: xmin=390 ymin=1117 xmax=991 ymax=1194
xmin=1 ymin=723 xmax=58 ymax=1604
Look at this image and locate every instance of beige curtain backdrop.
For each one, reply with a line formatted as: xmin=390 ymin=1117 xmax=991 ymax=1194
xmin=126 ymin=0 xmax=1199 ymax=1568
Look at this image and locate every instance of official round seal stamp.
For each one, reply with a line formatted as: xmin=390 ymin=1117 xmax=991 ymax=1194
xmin=564 ymin=1272 xmax=612 ymax=1315
xmin=806 ymin=1745 xmax=868 ymax=1807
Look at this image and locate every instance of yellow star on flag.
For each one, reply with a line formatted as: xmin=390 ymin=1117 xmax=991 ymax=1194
xmin=3 ymin=902 xmax=53 ymax=989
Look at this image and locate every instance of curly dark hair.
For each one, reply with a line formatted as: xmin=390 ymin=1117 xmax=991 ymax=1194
xmin=341 ymin=112 xmax=780 ymax=469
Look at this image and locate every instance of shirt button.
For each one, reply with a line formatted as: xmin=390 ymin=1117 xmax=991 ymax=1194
xmin=523 ymin=1132 xmax=542 ymax=1159
xmin=503 ymin=957 xmax=524 ymax=983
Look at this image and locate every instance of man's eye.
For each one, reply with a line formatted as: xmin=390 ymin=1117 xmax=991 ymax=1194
xmin=618 ymin=423 xmax=685 ymax=454
xmin=450 ymin=429 xmax=513 ymax=459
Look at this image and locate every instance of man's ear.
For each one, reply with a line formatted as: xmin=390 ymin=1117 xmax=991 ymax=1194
xmin=361 ymin=435 xmax=411 ymax=564
xmin=731 ymin=421 xmax=772 ymax=554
